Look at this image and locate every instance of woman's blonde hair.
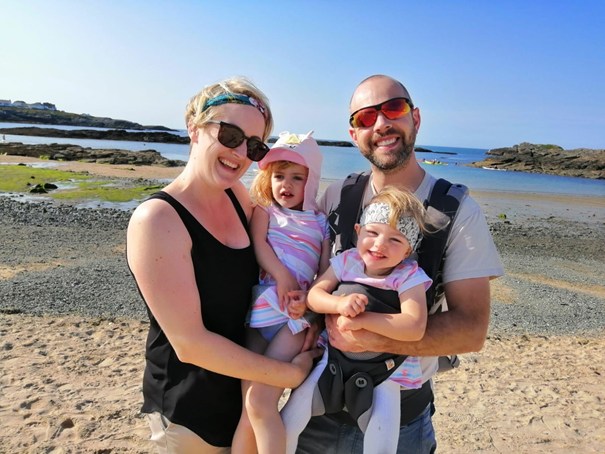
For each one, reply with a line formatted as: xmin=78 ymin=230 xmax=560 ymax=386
xmin=367 ymin=185 xmax=430 ymax=235
xmin=249 ymin=161 xmax=299 ymax=206
xmin=184 ymin=76 xmax=274 ymax=141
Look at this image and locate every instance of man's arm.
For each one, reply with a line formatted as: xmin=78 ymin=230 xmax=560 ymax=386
xmin=326 ymin=276 xmax=491 ymax=356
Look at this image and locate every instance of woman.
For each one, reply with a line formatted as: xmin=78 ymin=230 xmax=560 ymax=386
xmin=127 ymin=77 xmax=320 ymax=453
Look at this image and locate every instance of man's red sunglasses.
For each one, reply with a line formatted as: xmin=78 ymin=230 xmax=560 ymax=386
xmin=349 ymin=97 xmax=414 ymax=128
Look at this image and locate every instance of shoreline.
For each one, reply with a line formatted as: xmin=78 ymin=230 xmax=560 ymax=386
xmin=1 ymin=155 xmax=604 ymax=452
xmin=2 ymin=154 xmax=605 ymax=203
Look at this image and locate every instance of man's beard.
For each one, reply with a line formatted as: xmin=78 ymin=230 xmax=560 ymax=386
xmin=360 ymin=129 xmax=416 ymax=173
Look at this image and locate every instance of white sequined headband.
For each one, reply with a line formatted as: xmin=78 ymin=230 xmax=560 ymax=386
xmin=359 ymin=202 xmax=422 ymax=251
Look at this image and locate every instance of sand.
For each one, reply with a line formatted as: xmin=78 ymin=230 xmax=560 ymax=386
xmin=1 ymin=156 xmax=604 ymax=453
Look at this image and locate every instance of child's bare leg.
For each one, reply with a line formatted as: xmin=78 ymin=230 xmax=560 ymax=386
xmin=232 ymin=329 xmax=266 ymax=454
xmin=247 ymin=326 xmax=305 ymax=454
xmin=232 ymin=380 xmax=258 ymax=454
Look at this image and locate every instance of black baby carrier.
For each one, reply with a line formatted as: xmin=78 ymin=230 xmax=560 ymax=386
xmin=319 ymin=172 xmax=467 ymax=429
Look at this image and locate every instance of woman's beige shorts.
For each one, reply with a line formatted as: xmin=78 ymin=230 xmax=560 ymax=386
xmin=147 ymin=412 xmax=230 ymax=454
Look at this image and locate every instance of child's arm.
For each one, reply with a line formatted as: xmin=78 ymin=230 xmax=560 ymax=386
xmin=318 ymin=238 xmax=331 ymax=276
xmin=308 ymin=267 xmax=368 ymax=317
xmin=336 ymin=283 xmax=427 ymax=341
xmin=250 ymin=206 xmax=300 ymax=306
xmin=285 ymin=230 xmax=332 ymax=320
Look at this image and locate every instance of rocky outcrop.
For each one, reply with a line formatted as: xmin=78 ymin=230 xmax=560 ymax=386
xmin=267 ymin=137 xmax=354 ymax=147
xmin=470 ymin=142 xmax=605 ymax=179
xmin=0 ymin=106 xmax=172 ymax=131
xmin=1 ymin=126 xmax=356 ymax=148
xmin=0 ymin=127 xmax=188 ymax=144
xmin=0 ymin=142 xmax=186 ymax=167
xmin=415 ymin=146 xmax=456 ymax=155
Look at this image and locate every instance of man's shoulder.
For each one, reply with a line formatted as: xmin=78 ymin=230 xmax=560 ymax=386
xmin=319 ymin=178 xmax=346 ymax=214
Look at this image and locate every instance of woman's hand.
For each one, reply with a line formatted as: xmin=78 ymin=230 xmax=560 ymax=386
xmin=289 ymin=347 xmax=324 ymax=387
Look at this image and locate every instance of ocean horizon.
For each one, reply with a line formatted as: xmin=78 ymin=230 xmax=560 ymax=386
xmin=1 ymin=122 xmax=604 ymax=198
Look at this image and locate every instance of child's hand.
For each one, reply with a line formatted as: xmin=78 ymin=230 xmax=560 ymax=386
xmin=336 ymin=293 xmax=368 ymax=318
xmin=336 ymin=315 xmax=363 ymax=331
xmin=286 ymin=290 xmax=307 ymax=319
xmin=276 ymin=273 xmax=300 ymax=311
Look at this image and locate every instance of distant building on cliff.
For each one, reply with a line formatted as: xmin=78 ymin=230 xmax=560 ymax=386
xmin=0 ymin=99 xmax=57 ymax=110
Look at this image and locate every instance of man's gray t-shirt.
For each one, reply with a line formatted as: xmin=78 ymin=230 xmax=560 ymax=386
xmin=319 ymin=171 xmax=504 ymax=381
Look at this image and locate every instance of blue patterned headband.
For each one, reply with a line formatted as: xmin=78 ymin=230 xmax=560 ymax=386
xmin=360 ymin=202 xmax=423 ymax=251
xmin=202 ymin=93 xmax=267 ymax=118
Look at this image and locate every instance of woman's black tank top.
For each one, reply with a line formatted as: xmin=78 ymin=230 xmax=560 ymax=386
xmin=137 ymin=190 xmax=258 ymax=447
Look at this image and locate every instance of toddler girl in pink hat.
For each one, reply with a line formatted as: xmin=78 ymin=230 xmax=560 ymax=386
xmin=232 ymin=131 xmax=330 ymax=454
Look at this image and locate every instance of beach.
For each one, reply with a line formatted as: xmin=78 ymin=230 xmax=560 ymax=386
xmin=1 ymin=158 xmax=604 ymax=453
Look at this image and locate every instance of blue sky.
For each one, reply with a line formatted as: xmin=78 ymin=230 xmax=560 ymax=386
xmin=1 ymin=1 xmax=603 ymax=149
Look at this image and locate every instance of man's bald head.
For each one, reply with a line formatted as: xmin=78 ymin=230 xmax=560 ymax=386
xmin=350 ymin=75 xmax=413 ymax=112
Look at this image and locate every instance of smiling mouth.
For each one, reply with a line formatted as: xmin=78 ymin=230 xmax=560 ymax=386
xmin=376 ymin=137 xmax=398 ymax=147
xmin=219 ymin=157 xmax=239 ymax=170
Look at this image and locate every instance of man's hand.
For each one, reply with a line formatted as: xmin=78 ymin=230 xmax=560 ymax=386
xmin=336 ymin=314 xmax=363 ymax=331
xmin=325 ymin=314 xmax=368 ymax=352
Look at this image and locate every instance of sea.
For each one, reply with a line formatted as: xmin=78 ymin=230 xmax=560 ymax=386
xmin=2 ymin=122 xmax=604 ymax=198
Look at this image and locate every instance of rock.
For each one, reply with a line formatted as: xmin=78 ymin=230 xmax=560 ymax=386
xmin=0 ymin=142 xmax=186 ymax=167
xmin=30 ymin=184 xmax=47 ymax=194
xmin=0 ymin=105 xmax=173 ymax=131
xmin=469 ymin=142 xmax=605 ymax=179
xmin=415 ymin=146 xmax=457 ymax=155
xmin=1 ymin=126 xmax=357 ymax=148
xmin=0 ymin=126 xmax=188 ymax=144
xmin=267 ymin=136 xmax=354 ymax=147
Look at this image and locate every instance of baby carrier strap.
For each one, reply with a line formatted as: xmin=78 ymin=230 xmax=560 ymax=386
xmin=417 ymin=179 xmax=468 ymax=313
xmin=330 ymin=172 xmax=370 ymax=254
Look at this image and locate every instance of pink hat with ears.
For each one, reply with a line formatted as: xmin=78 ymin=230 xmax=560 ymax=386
xmin=258 ymin=131 xmax=323 ymax=211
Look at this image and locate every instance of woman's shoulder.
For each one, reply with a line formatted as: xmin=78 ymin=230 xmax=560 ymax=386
xmin=127 ymin=194 xmax=192 ymax=254
xmin=128 ymin=195 xmax=182 ymax=234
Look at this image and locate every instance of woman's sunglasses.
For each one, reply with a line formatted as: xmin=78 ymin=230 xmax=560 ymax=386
xmin=349 ymin=97 xmax=414 ymax=128
xmin=207 ymin=120 xmax=270 ymax=162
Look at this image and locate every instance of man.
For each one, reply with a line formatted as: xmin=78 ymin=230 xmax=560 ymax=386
xmin=296 ymin=75 xmax=504 ymax=453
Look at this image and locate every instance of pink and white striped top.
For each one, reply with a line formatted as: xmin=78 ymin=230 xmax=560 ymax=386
xmin=248 ymin=204 xmax=329 ymax=334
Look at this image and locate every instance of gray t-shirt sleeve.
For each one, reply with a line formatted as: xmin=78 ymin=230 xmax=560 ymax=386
xmin=442 ymin=194 xmax=504 ymax=283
